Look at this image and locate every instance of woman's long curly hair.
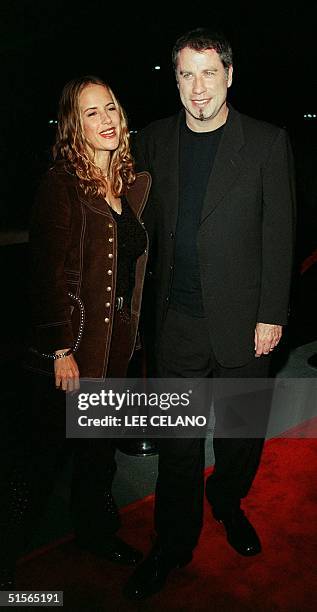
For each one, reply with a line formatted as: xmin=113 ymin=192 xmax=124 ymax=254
xmin=53 ymin=75 xmax=135 ymax=197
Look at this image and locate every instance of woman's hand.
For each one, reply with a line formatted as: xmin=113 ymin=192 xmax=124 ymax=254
xmin=54 ymin=350 xmax=80 ymax=392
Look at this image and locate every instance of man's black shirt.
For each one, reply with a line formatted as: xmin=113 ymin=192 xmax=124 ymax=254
xmin=170 ymin=119 xmax=224 ymax=316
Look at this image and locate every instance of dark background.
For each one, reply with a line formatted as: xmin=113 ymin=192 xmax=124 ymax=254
xmin=0 ymin=1 xmax=316 ymax=348
xmin=0 ymin=2 xmax=316 ymax=563
xmin=0 ymin=1 xmax=316 ymax=230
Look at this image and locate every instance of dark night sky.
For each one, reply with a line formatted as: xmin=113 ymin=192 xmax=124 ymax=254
xmin=0 ymin=1 xmax=316 ymax=228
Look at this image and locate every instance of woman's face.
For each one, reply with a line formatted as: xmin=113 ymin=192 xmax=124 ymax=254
xmin=79 ymin=84 xmax=121 ymax=157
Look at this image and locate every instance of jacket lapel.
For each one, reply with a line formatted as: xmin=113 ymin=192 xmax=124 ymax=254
xmin=159 ymin=112 xmax=182 ymax=233
xmin=126 ymin=171 xmax=152 ymax=218
xmin=76 ymin=187 xmax=113 ymax=218
xmin=200 ymin=105 xmax=245 ymax=223
xmin=76 ymin=175 xmax=152 ymax=220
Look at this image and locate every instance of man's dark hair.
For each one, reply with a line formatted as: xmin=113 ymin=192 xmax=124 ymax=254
xmin=172 ymin=27 xmax=233 ymax=74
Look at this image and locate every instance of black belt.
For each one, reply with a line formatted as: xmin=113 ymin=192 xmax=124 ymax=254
xmin=115 ymin=296 xmax=124 ymax=310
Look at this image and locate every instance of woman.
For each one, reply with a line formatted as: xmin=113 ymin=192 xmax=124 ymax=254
xmin=19 ymin=76 xmax=150 ymax=577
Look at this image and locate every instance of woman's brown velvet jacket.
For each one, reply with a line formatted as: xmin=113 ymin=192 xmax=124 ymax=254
xmin=28 ymin=161 xmax=151 ymax=378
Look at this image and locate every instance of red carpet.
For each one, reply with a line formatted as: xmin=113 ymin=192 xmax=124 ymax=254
xmin=16 ymin=438 xmax=317 ymax=611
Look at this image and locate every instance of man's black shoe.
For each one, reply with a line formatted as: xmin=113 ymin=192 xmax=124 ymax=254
xmin=214 ymin=507 xmax=261 ymax=556
xmin=76 ymin=534 xmax=143 ymax=565
xmin=123 ymin=543 xmax=193 ymax=600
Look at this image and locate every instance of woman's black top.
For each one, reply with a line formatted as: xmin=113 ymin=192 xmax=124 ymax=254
xmin=111 ymin=197 xmax=147 ymax=305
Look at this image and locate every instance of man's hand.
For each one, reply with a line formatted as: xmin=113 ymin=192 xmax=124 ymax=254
xmin=254 ymin=323 xmax=282 ymax=357
xmin=54 ymin=350 xmax=80 ymax=392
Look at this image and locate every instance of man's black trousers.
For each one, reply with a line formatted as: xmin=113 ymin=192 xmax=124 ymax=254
xmin=155 ymin=308 xmax=271 ymax=555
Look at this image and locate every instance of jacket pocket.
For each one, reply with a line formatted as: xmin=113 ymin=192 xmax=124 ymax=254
xmin=65 ymin=269 xmax=80 ymax=314
xmin=65 ymin=268 xmax=80 ymax=288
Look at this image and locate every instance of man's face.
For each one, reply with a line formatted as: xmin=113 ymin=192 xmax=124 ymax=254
xmin=176 ymin=47 xmax=233 ymax=132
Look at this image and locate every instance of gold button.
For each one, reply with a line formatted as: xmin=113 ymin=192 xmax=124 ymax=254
xmin=109 ymin=237 xmax=113 ymax=243
xmin=108 ymin=253 xmax=113 ymax=259
xmin=108 ymin=223 xmax=113 ymax=228
xmin=106 ymin=302 xmax=111 ymax=308
xmin=107 ymin=270 xmax=112 ymax=275
xmin=104 ymin=317 xmax=110 ymax=323
xmin=106 ymin=286 xmax=112 ymax=292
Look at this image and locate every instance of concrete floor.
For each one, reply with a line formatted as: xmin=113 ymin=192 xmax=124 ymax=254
xmin=113 ymin=339 xmax=317 ymax=506
xmin=30 ymin=339 xmax=317 ymax=551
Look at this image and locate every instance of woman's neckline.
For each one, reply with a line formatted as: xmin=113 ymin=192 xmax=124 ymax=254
xmin=109 ymin=194 xmax=127 ymax=216
xmin=106 ymin=198 xmax=123 ymax=215
xmin=111 ymin=207 xmax=122 ymax=216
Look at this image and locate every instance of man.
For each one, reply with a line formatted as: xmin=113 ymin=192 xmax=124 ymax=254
xmin=124 ymin=27 xmax=295 ymax=600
